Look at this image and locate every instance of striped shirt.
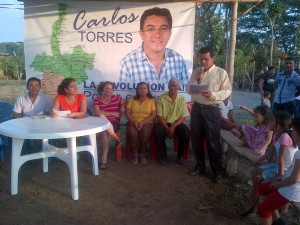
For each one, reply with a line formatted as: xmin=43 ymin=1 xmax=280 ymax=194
xmin=93 ymin=95 xmax=122 ymax=123
xmin=119 ymin=45 xmax=189 ymax=84
xmin=275 ymin=70 xmax=300 ymax=104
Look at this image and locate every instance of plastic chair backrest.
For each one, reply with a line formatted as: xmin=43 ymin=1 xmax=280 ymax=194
xmin=187 ymin=101 xmax=193 ymax=114
xmin=0 ymin=101 xmax=14 ymax=123
xmin=87 ymin=108 xmax=93 ymax=116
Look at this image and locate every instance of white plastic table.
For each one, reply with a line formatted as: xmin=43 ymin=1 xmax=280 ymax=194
xmin=0 ymin=116 xmax=109 ymax=200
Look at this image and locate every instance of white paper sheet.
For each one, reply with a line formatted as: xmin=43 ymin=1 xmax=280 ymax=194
xmin=53 ymin=110 xmax=71 ymax=118
xmin=189 ymin=84 xmax=209 ymax=93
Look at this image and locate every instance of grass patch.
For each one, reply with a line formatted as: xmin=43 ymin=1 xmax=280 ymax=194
xmin=235 ymin=115 xmax=255 ymax=126
xmin=0 ymin=80 xmax=26 ymax=103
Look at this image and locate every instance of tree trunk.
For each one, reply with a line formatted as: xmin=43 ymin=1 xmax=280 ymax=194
xmin=252 ymin=61 xmax=255 ymax=93
xmin=270 ymin=19 xmax=275 ymax=66
xmin=226 ymin=2 xmax=238 ymax=86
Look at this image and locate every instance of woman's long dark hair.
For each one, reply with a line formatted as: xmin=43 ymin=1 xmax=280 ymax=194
xmin=57 ymin=78 xmax=76 ymax=95
xmin=134 ymin=82 xmax=154 ymax=100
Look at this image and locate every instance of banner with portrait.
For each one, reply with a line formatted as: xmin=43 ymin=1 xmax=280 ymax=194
xmin=24 ymin=0 xmax=195 ymax=106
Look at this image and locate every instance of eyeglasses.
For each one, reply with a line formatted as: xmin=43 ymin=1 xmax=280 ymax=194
xmin=143 ymin=26 xmax=170 ymax=33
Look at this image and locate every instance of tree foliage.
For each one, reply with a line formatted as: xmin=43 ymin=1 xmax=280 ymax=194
xmin=0 ymin=42 xmax=25 ymax=80
xmin=237 ymin=0 xmax=299 ymax=65
xmin=194 ymin=3 xmax=228 ymax=68
xmin=194 ymin=0 xmax=299 ymax=89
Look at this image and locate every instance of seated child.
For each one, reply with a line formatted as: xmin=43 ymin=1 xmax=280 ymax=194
xmin=239 ymin=105 xmax=273 ymax=156
xmin=219 ymin=96 xmax=241 ymax=137
xmin=257 ymin=116 xmax=300 ymax=225
xmin=236 ymin=112 xmax=298 ymax=217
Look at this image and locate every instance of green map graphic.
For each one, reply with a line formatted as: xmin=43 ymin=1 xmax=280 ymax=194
xmin=30 ymin=3 xmax=95 ymax=84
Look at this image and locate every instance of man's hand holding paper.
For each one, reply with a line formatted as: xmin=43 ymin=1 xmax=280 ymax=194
xmin=189 ymin=83 xmax=209 ymax=93
xmin=201 ymin=90 xmax=212 ymax=98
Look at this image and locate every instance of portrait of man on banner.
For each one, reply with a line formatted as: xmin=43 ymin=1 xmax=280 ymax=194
xmin=119 ymin=7 xmax=189 ymax=85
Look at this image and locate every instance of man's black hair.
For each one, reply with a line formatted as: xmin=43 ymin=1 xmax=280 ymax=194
xmin=286 ymin=56 xmax=294 ymax=62
xmin=198 ymin=47 xmax=214 ymax=57
xmin=27 ymin=77 xmax=41 ymax=87
xmin=268 ymin=66 xmax=275 ymax=71
xmin=140 ymin=7 xmax=172 ymax=30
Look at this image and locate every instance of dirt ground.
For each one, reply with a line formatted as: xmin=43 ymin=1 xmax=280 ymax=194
xmin=0 ymin=141 xmax=299 ymax=225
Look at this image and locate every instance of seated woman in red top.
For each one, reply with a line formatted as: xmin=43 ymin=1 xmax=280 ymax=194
xmin=52 ymin=78 xmax=87 ymax=118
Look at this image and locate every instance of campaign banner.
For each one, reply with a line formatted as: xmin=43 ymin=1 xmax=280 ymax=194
xmin=24 ymin=0 xmax=195 ymax=106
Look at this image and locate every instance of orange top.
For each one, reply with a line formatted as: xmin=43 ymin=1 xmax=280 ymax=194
xmin=57 ymin=94 xmax=84 ymax=112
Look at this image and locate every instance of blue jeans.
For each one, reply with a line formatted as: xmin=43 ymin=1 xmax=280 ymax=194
xmin=260 ymin=163 xmax=278 ymax=181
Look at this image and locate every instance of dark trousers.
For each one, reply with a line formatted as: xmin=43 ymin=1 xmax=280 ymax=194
xmin=295 ymin=99 xmax=300 ymax=118
xmin=191 ymin=103 xmax=222 ymax=176
xmin=154 ymin=123 xmax=190 ymax=159
xmin=272 ymin=101 xmax=296 ymax=117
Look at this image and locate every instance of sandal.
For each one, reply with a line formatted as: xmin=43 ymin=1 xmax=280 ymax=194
xmin=99 ymin=163 xmax=107 ymax=170
xmin=115 ymin=139 xmax=121 ymax=147
xmin=139 ymin=154 xmax=147 ymax=164
xmin=131 ymin=154 xmax=138 ymax=165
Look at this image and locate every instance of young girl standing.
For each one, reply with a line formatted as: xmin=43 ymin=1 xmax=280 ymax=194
xmin=257 ymin=117 xmax=300 ymax=225
xmin=239 ymin=105 xmax=273 ymax=156
xmin=237 ymin=111 xmax=298 ymax=217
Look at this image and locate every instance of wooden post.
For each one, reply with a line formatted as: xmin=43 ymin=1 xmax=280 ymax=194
xmin=251 ymin=61 xmax=255 ymax=93
xmin=227 ymin=1 xmax=238 ymax=86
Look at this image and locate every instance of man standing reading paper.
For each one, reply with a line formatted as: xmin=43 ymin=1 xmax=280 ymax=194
xmin=186 ymin=47 xmax=231 ymax=184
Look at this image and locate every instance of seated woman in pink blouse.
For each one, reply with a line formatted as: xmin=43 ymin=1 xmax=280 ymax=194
xmin=93 ymin=81 xmax=125 ymax=169
xmin=52 ymin=78 xmax=87 ymax=118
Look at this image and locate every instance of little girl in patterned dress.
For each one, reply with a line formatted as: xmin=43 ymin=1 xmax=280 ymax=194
xmin=239 ymin=105 xmax=273 ymax=156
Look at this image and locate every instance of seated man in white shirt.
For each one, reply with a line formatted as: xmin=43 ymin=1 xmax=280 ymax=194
xmin=13 ymin=77 xmax=52 ymax=153
xmin=13 ymin=77 xmax=52 ymax=118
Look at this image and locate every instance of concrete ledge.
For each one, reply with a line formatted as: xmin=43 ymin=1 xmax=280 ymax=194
xmin=221 ymin=129 xmax=260 ymax=162
xmin=221 ymin=129 xmax=260 ymax=176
